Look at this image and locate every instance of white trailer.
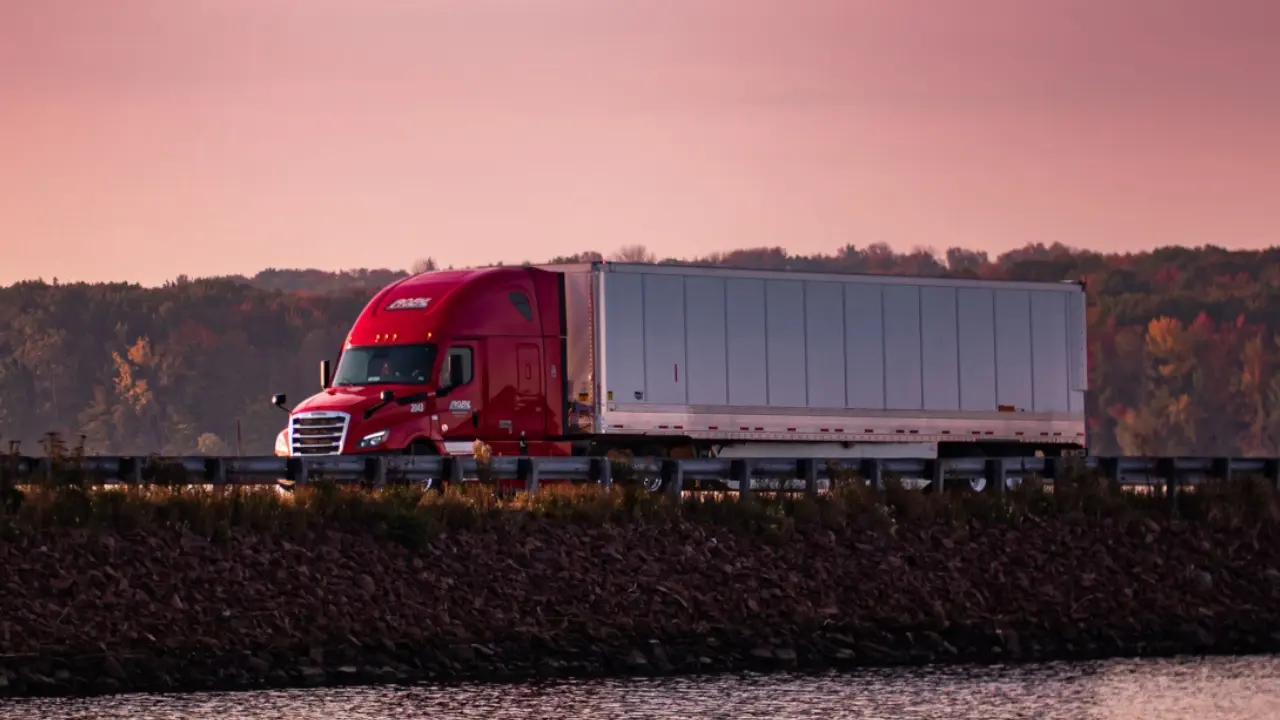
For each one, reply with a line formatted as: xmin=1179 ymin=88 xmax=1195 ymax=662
xmin=548 ymin=262 xmax=1088 ymax=459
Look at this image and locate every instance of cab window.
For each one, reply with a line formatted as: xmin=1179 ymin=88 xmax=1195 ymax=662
xmin=509 ymin=291 xmax=534 ymax=321
xmin=440 ymin=346 xmax=474 ymax=387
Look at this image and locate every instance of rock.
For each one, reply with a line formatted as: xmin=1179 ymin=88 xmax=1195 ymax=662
xmin=102 ymin=656 xmax=127 ymax=681
xmin=649 ymin=643 xmax=673 ymax=672
xmin=453 ymin=644 xmax=475 ymax=663
xmin=299 ymin=666 xmax=326 ymax=685
xmin=1187 ymin=567 xmax=1213 ymax=592
xmin=626 ymin=649 xmax=649 ymax=669
xmin=856 ymin=641 xmax=896 ymax=663
xmin=1184 ymin=624 xmax=1216 ymax=648
xmin=999 ymin=628 xmax=1021 ymax=656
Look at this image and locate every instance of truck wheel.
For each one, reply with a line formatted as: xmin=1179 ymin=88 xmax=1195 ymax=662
xmin=405 ymin=441 xmax=442 ymax=493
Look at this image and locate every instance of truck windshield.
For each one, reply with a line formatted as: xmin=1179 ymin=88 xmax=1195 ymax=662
xmin=332 ymin=344 xmax=437 ymax=386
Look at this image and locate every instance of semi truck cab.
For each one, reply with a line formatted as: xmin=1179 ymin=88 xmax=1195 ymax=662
xmin=273 ymin=266 xmax=570 ymax=458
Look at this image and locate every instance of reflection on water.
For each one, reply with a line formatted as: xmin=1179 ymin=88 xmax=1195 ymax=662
xmin=3 ymin=655 xmax=1278 ymax=720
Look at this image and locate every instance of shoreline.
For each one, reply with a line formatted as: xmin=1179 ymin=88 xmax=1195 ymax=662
xmin=2 ymin=480 xmax=1279 ymax=698
xmin=4 ymin=635 xmax=1280 ymax=698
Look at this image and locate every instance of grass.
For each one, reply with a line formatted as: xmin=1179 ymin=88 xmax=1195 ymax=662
xmin=2 ymin=456 xmax=1278 ymax=551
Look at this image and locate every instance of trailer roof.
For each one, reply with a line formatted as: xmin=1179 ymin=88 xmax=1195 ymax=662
xmin=535 ymin=261 xmax=1085 ymax=293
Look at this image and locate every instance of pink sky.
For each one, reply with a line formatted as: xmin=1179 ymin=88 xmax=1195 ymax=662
xmin=2 ymin=0 xmax=1278 ymax=286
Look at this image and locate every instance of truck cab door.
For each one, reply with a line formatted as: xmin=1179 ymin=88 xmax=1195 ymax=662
xmin=438 ymin=342 xmax=481 ymax=448
xmin=474 ymin=338 xmax=546 ymax=451
xmin=513 ymin=342 xmax=546 ymax=435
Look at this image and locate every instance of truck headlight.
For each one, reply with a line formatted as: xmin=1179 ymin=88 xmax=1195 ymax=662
xmin=357 ymin=430 xmax=389 ymax=449
xmin=274 ymin=429 xmax=290 ymax=455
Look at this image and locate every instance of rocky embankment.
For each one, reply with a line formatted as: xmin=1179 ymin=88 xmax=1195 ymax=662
xmin=2 ymin=502 xmax=1280 ymax=696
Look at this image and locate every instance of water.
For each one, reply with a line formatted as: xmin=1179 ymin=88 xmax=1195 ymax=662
xmin=3 ymin=656 xmax=1278 ymax=720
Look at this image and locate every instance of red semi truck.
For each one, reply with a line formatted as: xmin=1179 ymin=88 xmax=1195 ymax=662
xmin=272 ymin=262 xmax=1087 ymax=467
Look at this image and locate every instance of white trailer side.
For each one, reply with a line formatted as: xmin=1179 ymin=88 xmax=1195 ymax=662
xmin=551 ymin=262 xmax=1087 ymax=452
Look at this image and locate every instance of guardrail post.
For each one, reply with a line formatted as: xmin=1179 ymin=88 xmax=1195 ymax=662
xmin=205 ymin=457 xmax=227 ymax=488
xmin=519 ymin=457 xmax=539 ymax=494
xmin=1042 ymin=457 xmax=1060 ymax=484
xmin=1210 ymin=457 xmax=1232 ymax=484
xmin=365 ymin=456 xmax=387 ymax=489
xmin=589 ymin=456 xmax=612 ymax=489
xmin=798 ymin=458 xmax=817 ymax=498
xmin=986 ymin=458 xmax=1007 ymax=496
xmin=1099 ymin=456 xmax=1121 ymax=491
xmin=731 ymin=459 xmax=752 ymax=501
xmin=444 ymin=456 xmax=465 ymax=486
xmin=287 ymin=457 xmax=309 ymax=487
xmin=1266 ymin=459 xmax=1280 ymax=492
xmin=120 ymin=457 xmax=142 ymax=485
xmin=928 ymin=459 xmax=945 ymax=493
xmin=661 ymin=459 xmax=683 ymax=498
xmin=860 ymin=458 xmax=883 ymax=491
xmin=1157 ymin=457 xmax=1177 ymax=508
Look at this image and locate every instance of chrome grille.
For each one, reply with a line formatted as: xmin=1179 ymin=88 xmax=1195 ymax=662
xmin=289 ymin=411 xmax=350 ymax=456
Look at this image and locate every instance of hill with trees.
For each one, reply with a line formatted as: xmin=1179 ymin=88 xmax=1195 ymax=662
xmin=2 ymin=242 xmax=1279 ymax=457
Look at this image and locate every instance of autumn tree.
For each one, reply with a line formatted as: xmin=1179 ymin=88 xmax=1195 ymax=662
xmin=410 ymin=257 xmax=438 ymax=275
xmin=610 ymin=244 xmax=657 ymax=264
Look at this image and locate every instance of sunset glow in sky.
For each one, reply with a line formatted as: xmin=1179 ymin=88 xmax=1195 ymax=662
xmin=2 ymin=0 xmax=1278 ymax=285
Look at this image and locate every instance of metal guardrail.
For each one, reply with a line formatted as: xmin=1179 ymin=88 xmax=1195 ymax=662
xmin=3 ymin=454 xmax=1280 ymax=497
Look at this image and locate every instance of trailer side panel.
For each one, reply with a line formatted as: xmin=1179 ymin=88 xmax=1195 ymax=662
xmin=592 ymin=263 xmax=1086 ymax=446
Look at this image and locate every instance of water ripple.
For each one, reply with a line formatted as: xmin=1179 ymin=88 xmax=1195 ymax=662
xmin=3 ymin=656 xmax=1278 ymax=720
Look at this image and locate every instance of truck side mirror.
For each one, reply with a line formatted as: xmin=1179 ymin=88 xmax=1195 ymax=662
xmin=320 ymin=360 xmax=331 ymax=390
xmin=271 ymin=394 xmax=290 ymax=412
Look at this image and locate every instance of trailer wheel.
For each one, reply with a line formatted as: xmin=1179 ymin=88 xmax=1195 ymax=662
xmin=951 ymin=476 xmax=1018 ymax=494
xmin=601 ymin=446 xmax=670 ymax=492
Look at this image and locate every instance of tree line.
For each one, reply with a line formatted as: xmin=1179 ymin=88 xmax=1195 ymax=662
xmin=2 ymin=242 xmax=1279 ymax=457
